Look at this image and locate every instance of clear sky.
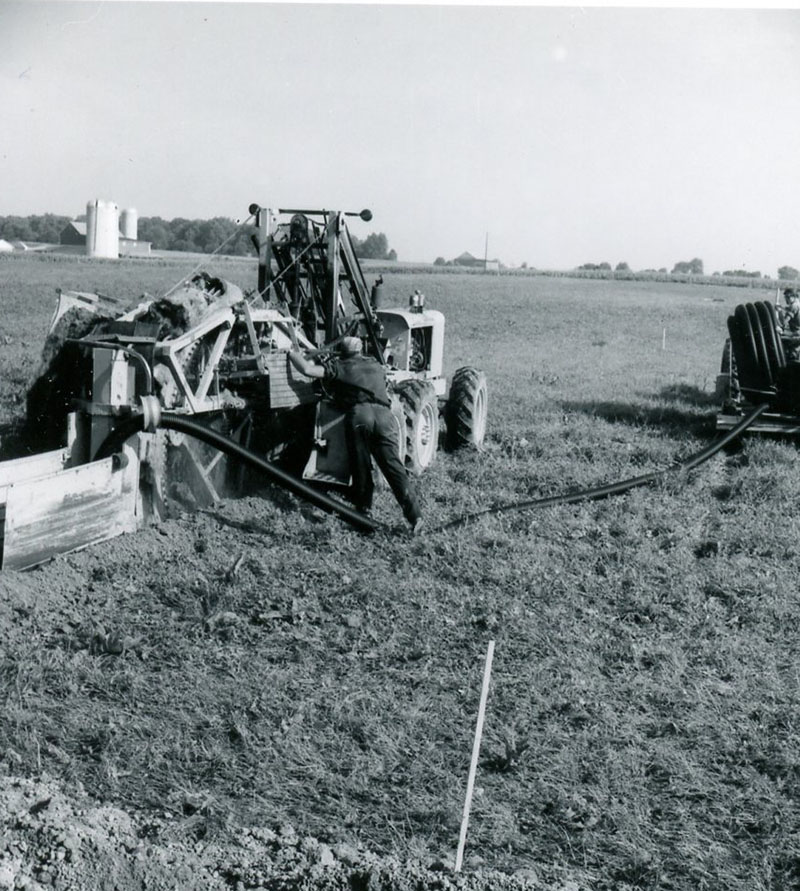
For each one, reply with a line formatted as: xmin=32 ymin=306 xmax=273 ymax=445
xmin=2 ymin=1 xmax=800 ymax=274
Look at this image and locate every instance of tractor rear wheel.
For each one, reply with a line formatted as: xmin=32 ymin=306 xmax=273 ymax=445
xmin=445 ymin=366 xmax=488 ymax=450
xmin=395 ymin=380 xmax=440 ymax=475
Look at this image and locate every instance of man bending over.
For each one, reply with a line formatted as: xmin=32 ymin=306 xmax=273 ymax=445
xmin=288 ymin=336 xmax=423 ymax=532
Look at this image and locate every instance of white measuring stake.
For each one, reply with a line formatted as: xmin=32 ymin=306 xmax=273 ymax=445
xmin=455 ymin=639 xmax=495 ymax=873
xmin=662 ymin=327 xmax=666 ymax=350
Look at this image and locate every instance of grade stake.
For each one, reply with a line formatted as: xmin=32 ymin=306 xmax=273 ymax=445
xmin=455 ymin=639 xmax=495 ymax=872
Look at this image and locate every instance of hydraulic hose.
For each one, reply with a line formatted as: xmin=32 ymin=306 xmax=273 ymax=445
xmin=442 ymin=403 xmax=770 ymax=531
xmin=95 ymin=412 xmax=380 ymax=534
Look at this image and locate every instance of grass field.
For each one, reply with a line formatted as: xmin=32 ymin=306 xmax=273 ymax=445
xmin=1 ymin=253 xmax=799 ymax=890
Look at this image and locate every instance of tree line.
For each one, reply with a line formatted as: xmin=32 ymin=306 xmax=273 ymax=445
xmin=0 ymin=214 xmax=71 ymax=244
xmin=0 ymin=213 xmax=397 ymax=261
xmin=138 ymin=217 xmax=397 ymax=260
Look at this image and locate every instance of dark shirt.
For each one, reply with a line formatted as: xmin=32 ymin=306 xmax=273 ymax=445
xmin=783 ymin=301 xmax=800 ymax=334
xmin=324 ymin=356 xmax=390 ymax=410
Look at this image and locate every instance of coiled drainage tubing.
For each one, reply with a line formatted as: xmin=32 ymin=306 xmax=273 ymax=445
xmin=95 ymin=412 xmax=380 ymax=534
xmin=441 ymin=402 xmax=770 ymax=531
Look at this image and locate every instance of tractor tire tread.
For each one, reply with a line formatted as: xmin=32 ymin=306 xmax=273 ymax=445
xmin=445 ymin=366 xmax=488 ymax=451
xmin=394 ymin=379 xmax=439 ymax=475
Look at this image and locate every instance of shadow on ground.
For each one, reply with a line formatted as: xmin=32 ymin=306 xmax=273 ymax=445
xmin=0 ymin=422 xmax=34 ymax=461
xmin=562 ymin=384 xmax=719 ymax=438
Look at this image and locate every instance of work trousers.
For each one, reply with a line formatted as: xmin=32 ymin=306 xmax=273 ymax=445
xmin=345 ymin=402 xmax=421 ymax=523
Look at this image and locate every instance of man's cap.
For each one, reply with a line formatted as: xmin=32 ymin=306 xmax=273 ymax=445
xmin=340 ymin=336 xmax=363 ymax=356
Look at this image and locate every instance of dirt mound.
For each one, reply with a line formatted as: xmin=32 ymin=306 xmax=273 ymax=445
xmin=0 ymin=775 xmax=546 ymax=891
xmin=23 ymin=306 xmax=105 ymax=452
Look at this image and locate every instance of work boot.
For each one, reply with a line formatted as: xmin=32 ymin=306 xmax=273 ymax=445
xmin=410 ymin=517 xmax=425 ymax=535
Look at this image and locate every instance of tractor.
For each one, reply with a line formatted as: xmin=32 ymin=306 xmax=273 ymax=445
xmin=0 ymin=204 xmax=488 ymax=570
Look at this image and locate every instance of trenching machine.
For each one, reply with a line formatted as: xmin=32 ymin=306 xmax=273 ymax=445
xmin=0 ymin=205 xmax=488 ymax=570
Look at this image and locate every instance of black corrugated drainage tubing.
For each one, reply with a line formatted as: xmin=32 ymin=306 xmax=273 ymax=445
xmin=94 ymin=412 xmax=381 ymax=534
xmin=96 ymin=403 xmax=769 ymax=537
xmin=441 ymin=403 xmax=770 ymax=531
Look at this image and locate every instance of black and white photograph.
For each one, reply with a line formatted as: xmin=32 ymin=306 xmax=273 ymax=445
xmin=1 ymin=2 xmax=800 ymax=888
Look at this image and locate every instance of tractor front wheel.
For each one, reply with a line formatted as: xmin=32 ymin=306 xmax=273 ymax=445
xmin=445 ymin=366 xmax=488 ymax=450
xmin=395 ymin=380 xmax=440 ymax=475
xmin=389 ymin=393 xmax=407 ymax=466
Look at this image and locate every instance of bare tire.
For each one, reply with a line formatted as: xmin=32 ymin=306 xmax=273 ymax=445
xmin=395 ymin=380 xmax=439 ymax=475
xmin=445 ymin=366 xmax=488 ymax=450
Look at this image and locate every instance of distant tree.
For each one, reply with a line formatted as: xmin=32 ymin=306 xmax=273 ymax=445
xmin=138 ymin=217 xmax=171 ymax=250
xmin=598 ymin=262 xmax=612 ymax=270
xmin=196 ymin=217 xmax=238 ymax=253
xmin=520 ymin=261 xmax=528 ymax=269
xmin=387 ymin=249 xmax=397 ymax=261
xmin=433 ymin=256 xmax=447 ymax=266
xmin=0 ymin=215 xmax=35 ymax=241
xmin=354 ymin=232 xmax=391 ymax=260
xmin=615 ymin=262 xmax=630 ymax=272
xmin=722 ymin=269 xmax=761 ymax=278
xmin=23 ymin=214 xmax=70 ymax=243
xmin=778 ymin=266 xmax=799 ymax=281
xmin=671 ymin=258 xmax=704 ymax=274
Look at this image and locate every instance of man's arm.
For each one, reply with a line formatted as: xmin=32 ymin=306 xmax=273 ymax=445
xmin=288 ymin=348 xmax=326 ymax=379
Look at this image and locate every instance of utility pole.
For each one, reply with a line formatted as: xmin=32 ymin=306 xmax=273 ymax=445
xmin=484 ymin=232 xmax=489 ymax=270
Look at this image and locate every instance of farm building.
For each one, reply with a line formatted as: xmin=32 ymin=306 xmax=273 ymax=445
xmin=0 ymin=239 xmax=13 ymax=253
xmin=119 ymin=237 xmax=152 ymax=258
xmin=452 ymin=251 xmax=501 ymax=270
xmin=60 ymin=211 xmax=151 ymax=258
xmin=453 ymin=251 xmax=484 ymax=268
xmin=60 ymin=220 xmax=87 ymax=246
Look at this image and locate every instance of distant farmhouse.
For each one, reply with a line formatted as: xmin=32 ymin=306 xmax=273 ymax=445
xmin=452 ymin=251 xmax=500 ymax=272
xmin=60 ymin=201 xmax=151 ymax=258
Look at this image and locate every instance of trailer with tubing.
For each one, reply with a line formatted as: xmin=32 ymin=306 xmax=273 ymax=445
xmin=716 ymin=297 xmax=800 ymax=436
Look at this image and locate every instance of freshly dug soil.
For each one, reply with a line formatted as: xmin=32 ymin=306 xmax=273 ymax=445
xmin=0 ymin=774 xmax=545 ymax=891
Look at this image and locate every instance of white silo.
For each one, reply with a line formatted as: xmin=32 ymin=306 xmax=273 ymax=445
xmin=86 ymin=199 xmax=119 ymax=258
xmin=120 ymin=207 xmax=138 ymax=240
